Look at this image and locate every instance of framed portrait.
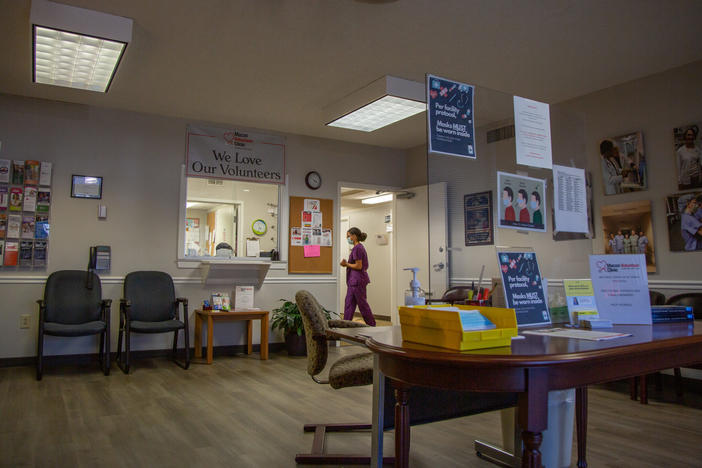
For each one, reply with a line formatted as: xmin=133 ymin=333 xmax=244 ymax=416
xmin=71 ymin=175 xmax=103 ymax=199
xmin=599 ymin=131 xmax=647 ymax=195
xmin=673 ymin=124 xmax=702 ymax=191
xmin=464 ymin=191 xmax=493 ymax=246
xmin=665 ymin=191 xmax=702 ymax=252
xmin=601 ymin=200 xmax=656 ymax=273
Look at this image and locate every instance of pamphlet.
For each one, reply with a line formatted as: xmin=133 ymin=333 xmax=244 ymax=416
xmin=458 ymin=310 xmax=496 ymax=331
xmin=0 ymin=186 xmax=7 ymax=208
xmin=0 ymin=213 xmax=6 ymax=238
xmin=301 ymin=227 xmax=313 ymax=245
xmin=11 ymin=161 xmax=24 ymax=185
xmin=37 ymin=189 xmax=51 ymax=212
xmin=221 ymin=293 xmax=231 ymax=311
xmin=563 ymin=279 xmax=599 ymax=325
xmin=19 ymin=240 xmax=33 ymax=266
xmin=589 ymin=254 xmax=651 ymax=324
xmin=7 ymin=214 xmax=20 ymax=238
xmin=321 ymin=228 xmax=332 ymax=247
xmin=4 ymin=241 xmax=18 ymax=266
xmin=0 ymin=240 xmax=4 ymax=264
xmin=33 ymin=240 xmax=47 ymax=267
xmin=23 ymin=186 xmax=37 ymax=212
xmin=39 ymin=162 xmax=52 ymax=186
xmin=35 ymin=215 xmax=49 ymax=239
xmin=301 ymin=210 xmax=313 ymax=228
xmin=211 ymin=293 xmax=224 ymax=310
xmin=24 ymin=161 xmax=40 ymax=185
xmin=9 ymin=187 xmax=23 ymax=211
xmin=234 ymin=286 xmax=254 ymax=309
xmin=311 ymin=212 xmax=323 ymax=229
xmin=0 ymin=160 xmax=10 ymax=183
xmin=521 ymin=328 xmax=632 ymax=341
xmin=21 ymin=216 xmax=35 ymax=239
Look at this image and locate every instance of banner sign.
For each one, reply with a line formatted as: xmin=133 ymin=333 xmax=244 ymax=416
xmin=186 ymin=125 xmax=285 ymax=184
xmin=427 ymin=74 xmax=476 ymax=158
xmin=497 ymin=250 xmax=550 ymax=327
xmin=514 ymin=96 xmax=552 ymax=169
xmin=589 ymin=254 xmax=651 ymax=324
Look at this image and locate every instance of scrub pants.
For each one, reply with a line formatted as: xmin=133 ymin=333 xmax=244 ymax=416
xmin=344 ymin=284 xmax=376 ymax=326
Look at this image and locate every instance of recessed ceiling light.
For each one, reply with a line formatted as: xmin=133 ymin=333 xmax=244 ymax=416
xmin=31 ymin=0 xmax=132 ymax=93
xmin=361 ymin=193 xmax=393 ymax=205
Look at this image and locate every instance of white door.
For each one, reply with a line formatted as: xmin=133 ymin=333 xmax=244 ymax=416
xmin=393 ymin=182 xmax=448 ymax=322
xmin=338 ymin=217 xmax=351 ymax=316
xmin=428 ymin=182 xmax=449 ymax=298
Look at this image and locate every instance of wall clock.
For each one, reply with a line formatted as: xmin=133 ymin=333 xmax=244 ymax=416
xmin=252 ymin=219 xmax=267 ymax=236
xmin=305 ymin=171 xmax=322 ymax=190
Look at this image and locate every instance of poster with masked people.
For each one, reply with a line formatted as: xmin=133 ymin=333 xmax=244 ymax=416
xmin=497 ymin=171 xmax=546 ymax=232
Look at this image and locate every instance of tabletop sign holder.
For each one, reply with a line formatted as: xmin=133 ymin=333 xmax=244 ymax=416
xmin=495 ymin=246 xmax=551 ymax=327
xmin=288 ymin=196 xmax=333 ymax=274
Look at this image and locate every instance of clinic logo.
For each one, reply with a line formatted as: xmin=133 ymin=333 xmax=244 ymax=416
xmin=223 ymin=132 xmax=236 ymax=145
xmin=596 ymin=260 xmax=615 ymax=272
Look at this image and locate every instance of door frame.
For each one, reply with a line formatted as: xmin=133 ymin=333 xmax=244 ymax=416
xmin=337 ymin=181 xmax=401 ymax=322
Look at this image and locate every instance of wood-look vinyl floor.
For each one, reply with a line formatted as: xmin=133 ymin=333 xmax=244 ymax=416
xmin=1 ymin=347 xmax=701 ymax=467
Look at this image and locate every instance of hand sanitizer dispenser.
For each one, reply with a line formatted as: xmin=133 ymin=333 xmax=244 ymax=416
xmin=404 ymin=268 xmax=426 ymax=306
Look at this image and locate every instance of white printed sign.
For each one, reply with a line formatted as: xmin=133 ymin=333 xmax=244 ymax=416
xmin=514 ymin=96 xmax=552 ymax=169
xmin=186 ymin=125 xmax=285 ymax=184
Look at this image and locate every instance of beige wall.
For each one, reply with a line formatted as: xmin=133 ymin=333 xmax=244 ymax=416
xmin=0 ymin=93 xmax=406 ymax=358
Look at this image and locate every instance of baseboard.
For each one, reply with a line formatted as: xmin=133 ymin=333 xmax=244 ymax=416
xmin=0 ymin=343 xmax=286 ymax=368
xmin=353 ymin=312 xmax=391 ymax=321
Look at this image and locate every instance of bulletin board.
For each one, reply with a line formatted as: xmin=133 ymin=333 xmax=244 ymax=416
xmin=288 ymin=196 xmax=333 ymax=274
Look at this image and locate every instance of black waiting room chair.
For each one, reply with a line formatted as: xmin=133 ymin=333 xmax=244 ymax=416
xmin=666 ymin=293 xmax=702 ymax=397
xmin=36 ymin=270 xmax=111 ymax=380
xmin=116 ymin=271 xmax=189 ymax=373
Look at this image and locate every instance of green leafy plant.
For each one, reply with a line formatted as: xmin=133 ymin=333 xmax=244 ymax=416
xmin=270 ymin=299 xmax=336 ymax=336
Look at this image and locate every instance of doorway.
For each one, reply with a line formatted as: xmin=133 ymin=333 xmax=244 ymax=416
xmin=339 ymin=186 xmax=395 ymax=323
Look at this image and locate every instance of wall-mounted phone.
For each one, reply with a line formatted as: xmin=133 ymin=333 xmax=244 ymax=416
xmin=89 ymin=246 xmax=111 ymax=272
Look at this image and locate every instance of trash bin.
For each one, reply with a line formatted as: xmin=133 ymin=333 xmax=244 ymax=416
xmin=500 ymin=388 xmax=575 ymax=468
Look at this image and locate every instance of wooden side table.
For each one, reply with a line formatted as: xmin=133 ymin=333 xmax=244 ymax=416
xmin=193 ymin=309 xmax=269 ymax=364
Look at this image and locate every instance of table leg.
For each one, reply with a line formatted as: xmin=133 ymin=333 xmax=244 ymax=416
xmin=206 ymin=316 xmax=214 ymax=364
xmin=518 ymin=368 xmax=548 ymax=468
xmin=194 ymin=313 xmax=202 ymax=359
xmin=260 ymin=313 xmax=269 ymax=360
xmin=247 ymin=319 xmax=253 ymax=355
xmin=576 ymin=386 xmax=588 ymax=468
xmin=371 ymin=354 xmax=385 ymax=468
xmin=393 ymin=382 xmax=410 ymax=468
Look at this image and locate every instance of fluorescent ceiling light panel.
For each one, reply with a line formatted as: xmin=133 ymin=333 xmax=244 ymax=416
xmin=31 ymin=0 xmax=133 ymax=93
xmin=326 ymin=76 xmax=426 ymax=132
xmin=361 ymin=194 xmax=393 ymax=205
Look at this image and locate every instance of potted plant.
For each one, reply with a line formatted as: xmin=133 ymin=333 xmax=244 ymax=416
xmin=271 ymin=298 xmax=335 ymax=356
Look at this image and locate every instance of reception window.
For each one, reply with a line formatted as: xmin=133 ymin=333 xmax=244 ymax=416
xmin=181 ymin=176 xmax=280 ymax=259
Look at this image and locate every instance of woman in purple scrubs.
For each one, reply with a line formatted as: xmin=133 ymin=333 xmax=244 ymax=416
xmin=341 ymin=227 xmax=376 ymax=326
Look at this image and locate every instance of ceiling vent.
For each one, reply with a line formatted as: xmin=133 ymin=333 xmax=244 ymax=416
xmin=487 ymin=124 xmax=515 ymax=144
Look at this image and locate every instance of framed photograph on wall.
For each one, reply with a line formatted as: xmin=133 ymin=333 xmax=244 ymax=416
xmin=464 ymin=191 xmax=493 ymax=246
xmin=601 ymin=200 xmax=656 ymax=273
xmin=71 ymin=175 xmax=103 ymax=199
xmin=673 ymin=124 xmax=702 ymax=191
xmin=665 ymin=191 xmax=702 ymax=252
xmin=599 ymin=131 xmax=647 ymax=195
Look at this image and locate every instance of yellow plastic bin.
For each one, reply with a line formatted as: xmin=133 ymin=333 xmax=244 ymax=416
xmin=398 ymin=304 xmax=518 ymax=351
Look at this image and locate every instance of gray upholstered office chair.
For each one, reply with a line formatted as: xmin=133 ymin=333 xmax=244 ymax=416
xmin=116 ymin=271 xmax=189 ymax=373
xmin=36 ymin=270 xmax=111 ymax=380
xmin=293 ymin=290 xmax=386 ymax=465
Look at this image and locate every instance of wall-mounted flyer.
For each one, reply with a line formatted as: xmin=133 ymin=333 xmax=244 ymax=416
xmin=496 ymin=249 xmax=550 ymax=327
xmin=513 ymin=96 xmax=552 ymax=169
xmin=427 ymin=74 xmax=476 ymax=159
xmin=552 ymin=164 xmax=588 ymax=234
xmin=589 ymin=254 xmax=651 ymax=324
xmin=497 ymin=171 xmax=547 ymax=232
xmin=563 ymin=279 xmax=599 ymax=324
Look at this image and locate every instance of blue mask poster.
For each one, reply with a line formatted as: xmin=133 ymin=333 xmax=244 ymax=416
xmin=496 ymin=250 xmax=551 ymax=326
xmin=427 ymin=74 xmax=476 ymax=159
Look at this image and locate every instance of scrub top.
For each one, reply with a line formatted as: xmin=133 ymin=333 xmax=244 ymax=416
xmin=682 ymin=213 xmax=702 ymax=251
xmin=347 ymin=243 xmax=370 ymax=286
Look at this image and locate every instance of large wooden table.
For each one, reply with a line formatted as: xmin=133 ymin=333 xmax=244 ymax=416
xmin=330 ymin=322 xmax=702 ymax=468
xmin=194 ymin=309 xmax=269 ymax=363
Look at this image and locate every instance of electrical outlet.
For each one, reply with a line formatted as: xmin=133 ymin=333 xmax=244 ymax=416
xmin=20 ymin=314 xmax=30 ymax=329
